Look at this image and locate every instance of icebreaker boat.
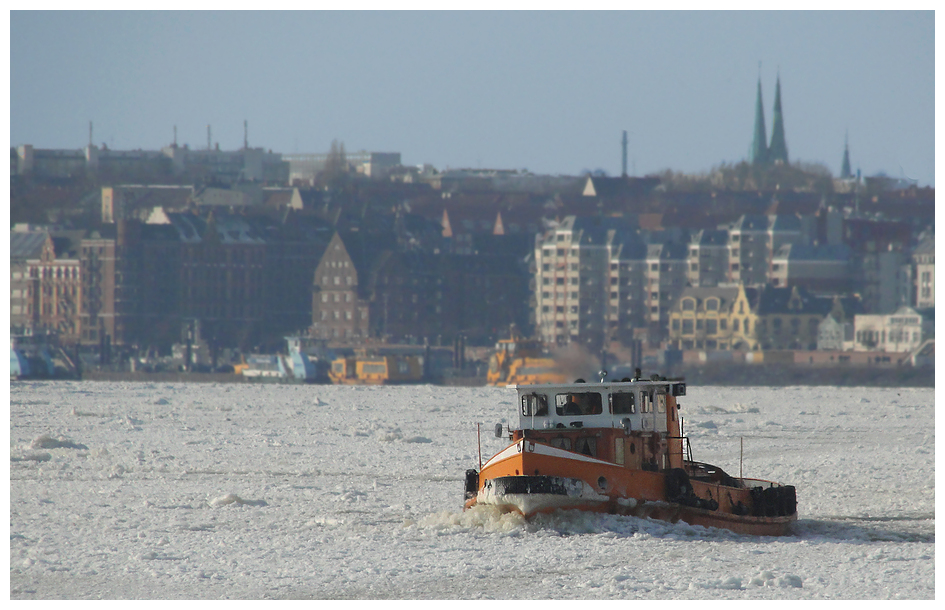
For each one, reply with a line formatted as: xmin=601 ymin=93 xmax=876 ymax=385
xmin=464 ymin=371 xmax=797 ymax=536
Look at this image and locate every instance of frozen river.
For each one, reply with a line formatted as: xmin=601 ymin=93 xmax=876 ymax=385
xmin=9 ymin=380 xmax=935 ymax=599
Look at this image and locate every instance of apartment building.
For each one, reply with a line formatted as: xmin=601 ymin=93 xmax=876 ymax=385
xmin=687 ymin=229 xmax=729 ymax=287
xmin=913 ymin=235 xmax=934 ymax=308
xmin=769 ymin=243 xmax=854 ymax=292
xmin=536 ymin=217 xmax=617 ymax=349
xmin=533 ymin=216 xmax=678 ymax=351
xmin=726 ymin=214 xmax=811 ymax=286
xmin=643 ymin=241 xmax=688 ymax=334
xmin=857 ymin=248 xmax=910 ymax=314
xmin=603 ymin=236 xmax=649 ymax=347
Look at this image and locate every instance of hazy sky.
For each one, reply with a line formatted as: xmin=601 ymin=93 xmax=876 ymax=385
xmin=9 ymin=11 xmax=936 ymax=185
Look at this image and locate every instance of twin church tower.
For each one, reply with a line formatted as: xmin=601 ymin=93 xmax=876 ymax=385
xmin=749 ymin=72 xmax=855 ymax=180
xmin=749 ymin=73 xmax=789 ymax=166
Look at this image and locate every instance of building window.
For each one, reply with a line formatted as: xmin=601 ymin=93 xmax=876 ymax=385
xmin=706 ymin=319 xmax=717 ymax=334
xmin=682 ymin=299 xmax=695 ymax=311
xmin=682 ymin=319 xmax=693 ymax=334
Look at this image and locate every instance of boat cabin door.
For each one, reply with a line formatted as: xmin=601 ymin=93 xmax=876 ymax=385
xmin=639 ymin=386 xmax=668 ymax=469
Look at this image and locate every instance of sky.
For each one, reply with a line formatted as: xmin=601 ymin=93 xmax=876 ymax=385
xmin=8 ymin=10 xmax=937 ymax=186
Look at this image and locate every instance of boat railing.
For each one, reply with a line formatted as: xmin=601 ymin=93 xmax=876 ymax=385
xmin=737 ymin=477 xmax=785 ymax=488
xmin=666 ymin=435 xmax=694 ymax=463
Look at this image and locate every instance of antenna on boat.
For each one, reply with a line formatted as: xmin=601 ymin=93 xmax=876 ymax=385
xmin=477 ymin=423 xmax=483 ymax=470
xmin=740 ymin=437 xmax=744 ymax=480
xmin=598 ymin=369 xmax=608 ymax=383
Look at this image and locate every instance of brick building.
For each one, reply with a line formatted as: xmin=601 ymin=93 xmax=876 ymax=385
xmin=311 ymin=230 xmax=529 ymax=345
xmin=10 ymin=227 xmax=83 ymax=341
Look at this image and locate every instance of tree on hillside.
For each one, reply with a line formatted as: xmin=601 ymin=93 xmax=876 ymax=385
xmin=319 ymin=139 xmax=349 ymax=190
xmin=656 ymin=160 xmax=835 ymax=194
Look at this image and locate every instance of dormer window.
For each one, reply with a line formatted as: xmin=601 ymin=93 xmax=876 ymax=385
xmin=682 ymin=298 xmax=696 ymax=311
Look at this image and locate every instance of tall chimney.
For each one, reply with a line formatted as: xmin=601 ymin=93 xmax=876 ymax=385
xmin=244 ymin=120 xmax=248 ymax=149
xmin=621 ymin=130 xmax=628 ymax=178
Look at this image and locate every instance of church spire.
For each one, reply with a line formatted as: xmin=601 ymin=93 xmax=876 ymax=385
xmin=749 ymin=74 xmax=768 ymax=165
xmin=840 ymin=131 xmax=852 ymax=179
xmin=768 ymin=72 xmax=789 ymax=164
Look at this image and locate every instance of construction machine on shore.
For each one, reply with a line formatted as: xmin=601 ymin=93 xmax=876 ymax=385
xmin=486 ymin=330 xmax=566 ymax=386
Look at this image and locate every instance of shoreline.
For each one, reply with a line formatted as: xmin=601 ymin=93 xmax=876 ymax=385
xmin=15 ymin=364 xmax=934 ymax=388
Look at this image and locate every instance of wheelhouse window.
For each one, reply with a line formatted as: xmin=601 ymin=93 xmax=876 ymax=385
xmin=555 ymin=392 xmax=603 ymax=416
xmin=640 ymin=390 xmax=656 ymax=413
xmin=610 ymin=391 xmax=636 ymax=414
xmin=521 ymin=393 xmax=549 ymax=416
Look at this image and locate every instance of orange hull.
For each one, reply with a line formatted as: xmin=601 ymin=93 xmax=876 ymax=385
xmin=466 ymin=437 xmax=796 ymax=537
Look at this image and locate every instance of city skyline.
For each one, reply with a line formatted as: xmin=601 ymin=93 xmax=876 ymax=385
xmin=9 ymin=11 xmax=936 ymax=186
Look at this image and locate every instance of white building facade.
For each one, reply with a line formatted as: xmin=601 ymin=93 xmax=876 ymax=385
xmin=852 ymin=306 xmax=932 ymax=353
